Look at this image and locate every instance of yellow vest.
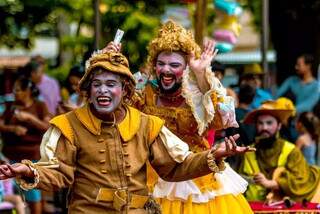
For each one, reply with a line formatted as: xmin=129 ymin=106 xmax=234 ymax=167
xmin=243 ymin=141 xmax=295 ymax=201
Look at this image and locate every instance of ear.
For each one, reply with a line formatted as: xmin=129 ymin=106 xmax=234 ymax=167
xmin=277 ymin=123 xmax=282 ymax=131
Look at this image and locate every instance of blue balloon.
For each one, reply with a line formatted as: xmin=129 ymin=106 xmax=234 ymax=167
xmin=216 ymin=42 xmax=234 ymax=53
xmin=214 ymin=0 xmax=242 ymax=16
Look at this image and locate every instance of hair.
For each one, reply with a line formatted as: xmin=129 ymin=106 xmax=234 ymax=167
xmin=297 ymin=111 xmax=320 ymax=141
xmin=211 ymin=61 xmax=226 ymax=76
xmin=21 ymin=59 xmax=43 ymax=79
xmin=14 ymin=76 xmax=40 ymax=98
xmin=299 ymin=53 xmax=316 ymax=75
xmin=80 ymin=68 xmax=135 ymax=102
xmin=238 ymin=84 xmax=256 ymax=105
xmin=68 ymin=65 xmax=85 ymax=79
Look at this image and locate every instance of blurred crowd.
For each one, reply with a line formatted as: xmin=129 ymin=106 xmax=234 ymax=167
xmin=0 ymin=51 xmax=319 ymax=213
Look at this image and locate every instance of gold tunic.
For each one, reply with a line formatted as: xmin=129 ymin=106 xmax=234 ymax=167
xmin=24 ymin=105 xmax=213 ymax=214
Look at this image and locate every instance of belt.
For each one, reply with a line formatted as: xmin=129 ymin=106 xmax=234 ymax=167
xmin=96 ymin=188 xmax=149 ymax=211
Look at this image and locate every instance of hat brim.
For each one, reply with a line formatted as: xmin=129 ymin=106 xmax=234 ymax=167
xmin=243 ymin=109 xmax=294 ymax=124
xmin=79 ymin=61 xmax=136 ymax=90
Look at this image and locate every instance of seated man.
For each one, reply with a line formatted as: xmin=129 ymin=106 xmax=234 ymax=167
xmin=0 ymin=51 xmax=252 ymax=213
xmin=238 ymin=98 xmax=320 ymax=203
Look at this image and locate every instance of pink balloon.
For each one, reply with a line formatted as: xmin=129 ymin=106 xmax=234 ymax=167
xmin=213 ymin=30 xmax=237 ymax=44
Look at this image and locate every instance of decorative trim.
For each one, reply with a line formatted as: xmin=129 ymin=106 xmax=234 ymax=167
xmin=16 ymin=160 xmax=40 ymax=190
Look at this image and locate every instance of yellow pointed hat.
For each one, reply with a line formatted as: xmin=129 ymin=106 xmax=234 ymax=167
xmin=243 ymin=97 xmax=296 ymax=124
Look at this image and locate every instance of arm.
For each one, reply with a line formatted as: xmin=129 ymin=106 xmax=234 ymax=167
xmin=149 ymin=126 xmax=253 ymax=182
xmin=0 ymin=119 xmax=27 ymax=136
xmin=276 ymin=77 xmax=292 ymax=98
xmin=0 ymin=130 xmax=76 ymax=191
xmin=295 ymin=136 xmax=305 ymax=149
xmin=276 ymin=148 xmax=320 ymax=199
xmin=14 ymin=110 xmax=50 ymax=131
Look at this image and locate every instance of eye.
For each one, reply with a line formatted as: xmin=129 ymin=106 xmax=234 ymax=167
xmin=92 ymin=81 xmax=101 ymax=87
xmin=170 ymin=63 xmax=181 ymax=68
xmin=157 ymin=61 xmax=165 ymax=66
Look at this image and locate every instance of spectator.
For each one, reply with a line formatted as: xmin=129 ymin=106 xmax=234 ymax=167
xmin=295 ymin=112 xmax=320 ymax=165
xmin=226 ymin=84 xmax=256 ymax=169
xmin=238 ymin=98 xmax=320 ymax=203
xmin=24 ymin=55 xmax=61 ymax=115
xmin=0 ymin=77 xmax=51 ymax=214
xmin=211 ymin=60 xmax=238 ymax=106
xmin=240 ymin=64 xmax=273 ymax=109
xmin=276 ymin=54 xmax=319 ymax=113
xmin=57 ymin=65 xmax=85 ymax=114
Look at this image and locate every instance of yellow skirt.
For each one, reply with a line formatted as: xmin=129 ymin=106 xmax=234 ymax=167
xmin=158 ymin=194 xmax=253 ymax=214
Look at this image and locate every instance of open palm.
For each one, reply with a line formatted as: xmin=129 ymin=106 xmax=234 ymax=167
xmin=189 ymin=40 xmax=218 ymax=75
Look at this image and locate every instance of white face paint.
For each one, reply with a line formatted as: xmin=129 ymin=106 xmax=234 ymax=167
xmin=155 ymin=52 xmax=186 ymax=93
xmin=89 ymin=72 xmax=124 ymax=115
xmin=256 ymin=114 xmax=281 ymax=138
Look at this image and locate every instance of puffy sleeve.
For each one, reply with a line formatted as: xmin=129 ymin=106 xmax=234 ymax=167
xmin=182 ymin=66 xmax=238 ymax=135
xmin=149 ymin=126 xmax=214 ymax=182
xmin=276 ymin=147 xmax=320 ymax=201
xmin=17 ymin=126 xmax=77 ymax=191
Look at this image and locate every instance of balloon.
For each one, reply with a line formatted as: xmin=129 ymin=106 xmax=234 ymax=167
xmin=216 ymin=42 xmax=234 ymax=53
xmin=213 ymin=29 xmax=237 ymax=44
xmin=216 ymin=15 xmax=241 ymax=36
xmin=214 ymin=0 xmax=242 ymax=16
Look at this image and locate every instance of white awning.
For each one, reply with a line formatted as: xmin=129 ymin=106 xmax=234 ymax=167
xmin=215 ymin=50 xmax=276 ymax=64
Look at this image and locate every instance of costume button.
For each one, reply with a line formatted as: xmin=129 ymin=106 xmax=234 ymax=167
xmin=101 ymin=169 xmax=107 ymax=174
xmin=123 ymin=152 xmax=129 ymax=156
xmin=98 ymin=138 xmax=104 ymax=143
xmin=122 ymin=143 xmax=128 ymax=147
xmin=125 ymin=162 xmax=130 ymax=168
xmin=125 ymin=173 xmax=132 ymax=177
xmin=100 ymin=160 xmax=106 ymax=164
xmin=99 ymin=149 xmax=106 ymax=153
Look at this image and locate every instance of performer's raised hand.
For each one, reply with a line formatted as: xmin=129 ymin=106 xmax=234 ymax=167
xmin=188 ymin=39 xmax=218 ymax=75
xmin=102 ymin=41 xmax=122 ymax=53
xmin=0 ymin=163 xmax=33 ymax=180
xmin=213 ymin=134 xmax=255 ymax=160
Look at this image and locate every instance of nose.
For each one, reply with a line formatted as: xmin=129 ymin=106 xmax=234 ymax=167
xmin=162 ymin=64 xmax=171 ymax=73
xmin=99 ymin=84 xmax=110 ymax=94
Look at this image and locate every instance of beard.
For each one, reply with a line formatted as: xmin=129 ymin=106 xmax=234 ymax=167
xmin=157 ymin=75 xmax=182 ymax=94
xmin=255 ymin=133 xmax=277 ymax=149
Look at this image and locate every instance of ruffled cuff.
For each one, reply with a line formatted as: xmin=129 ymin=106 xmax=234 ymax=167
xmin=207 ymin=147 xmax=226 ymax=173
xmin=182 ymin=66 xmax=238 ymax=135
xmin=16 ymin=160 xmax=40 ymax=191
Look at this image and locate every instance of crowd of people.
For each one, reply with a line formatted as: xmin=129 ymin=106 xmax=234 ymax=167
xmin=0 ymin=20 xmax=319 ymax=214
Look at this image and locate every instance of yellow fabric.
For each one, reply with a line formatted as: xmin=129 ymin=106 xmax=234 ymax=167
xmin=96 ymin=188 xmax=149 ymax=209
xmin=117 ymin=106 xmax=141 ymax=141
xmin=147 ymin=115 xmax=165 ymax=143
xmin=158 ymin=194 xmax=253 ymax=214
xmin=50 ymin=114 xmax=74 ymax=143
xmin=243 ymin=141 xmax=295 ymax=201
xmin=74 ymin=104 xmax=102 ymax=135
xmin=278 ymin=142 xmax=295 ymax=166
xmin=73 ymin=104 xmax=148 ymax=142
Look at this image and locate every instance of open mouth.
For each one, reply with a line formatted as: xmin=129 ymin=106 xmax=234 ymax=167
xmin=97 ymin=96 xmax=112 ymax=106
xmin=161 ymin=74 xmax=176 ymax=86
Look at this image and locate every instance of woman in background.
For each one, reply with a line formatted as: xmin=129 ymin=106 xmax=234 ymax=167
xmin=0 ymin=76 xmax=51 ymax=214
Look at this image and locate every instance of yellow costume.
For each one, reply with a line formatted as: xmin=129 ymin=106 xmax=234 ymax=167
xmin=134 ymin=21 xmax=253 ymax=214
